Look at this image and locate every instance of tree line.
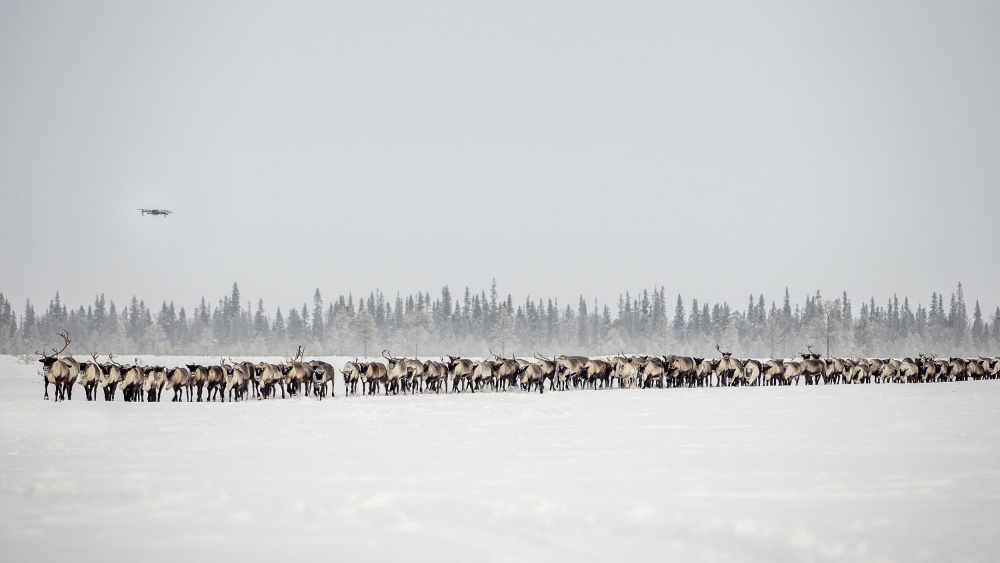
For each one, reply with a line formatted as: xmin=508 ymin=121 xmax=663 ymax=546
xmin=1 ymin=281 xmax=997 ymax=359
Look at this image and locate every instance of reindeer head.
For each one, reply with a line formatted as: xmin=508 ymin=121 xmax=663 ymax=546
xmin=36 ymin=330 xmax=71 ymax=369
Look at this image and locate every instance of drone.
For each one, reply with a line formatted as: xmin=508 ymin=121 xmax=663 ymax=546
xmin=139 ymin=209 xmax=172 ymax=217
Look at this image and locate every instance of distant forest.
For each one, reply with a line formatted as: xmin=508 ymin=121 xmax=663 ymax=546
xmin=1 ymin=281 xmax=997 ymax=359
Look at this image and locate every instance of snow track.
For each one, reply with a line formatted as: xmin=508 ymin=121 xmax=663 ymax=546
xmin=2 ymin=355 xmax=999 ymax=562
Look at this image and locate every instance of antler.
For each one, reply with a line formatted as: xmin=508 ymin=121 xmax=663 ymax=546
xmin=55 ymin=330 xmax=71 ymax=355
xmin=295 ymin=346 xmax=304 ymax=361
xmin=382 ymin=349 xmax=391 ymax=360
xmin=36 ymin=330 xmax=71 ymax=359
xmin=91 ymin=352 xmax=99 ymax=363
xmin=108 ymin=353 xmax=122 ymax=367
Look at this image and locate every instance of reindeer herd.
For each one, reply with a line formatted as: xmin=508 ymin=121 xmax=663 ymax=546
xmin=32 ymin=332 xmax=1000 ymax=402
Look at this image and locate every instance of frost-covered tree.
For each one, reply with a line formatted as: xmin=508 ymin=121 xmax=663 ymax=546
xmin=353 ymin=310 xmax=376 ymax=357
xmin=672 ymin=295 xmax=685 ymax=340
xmin=312 ymin=289 xmax=324 ymax=341
xmin=853 ymin=303 xmax=874 ymax=356
xmin=971 ymin=301 xmax=984 ymax=349
xmin=493 ymin=308 xmax=517 ymax=357
xmin=405 ymin=309 xmax=433 ymax=357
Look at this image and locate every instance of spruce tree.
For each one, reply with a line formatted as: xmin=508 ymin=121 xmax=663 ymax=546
xmin=312 ymin=289 xmax=324 ymax=339
xmin=971 ymin=301 xmax=984 ymax=347
xmin=673 ymin=295 xmax=685 ymax=336
xmin=254 ymin=299 xmax=269 ymax=338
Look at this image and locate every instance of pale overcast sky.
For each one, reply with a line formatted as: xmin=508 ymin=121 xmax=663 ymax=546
xmin=1 ymin=1 xmax=998 ymax=315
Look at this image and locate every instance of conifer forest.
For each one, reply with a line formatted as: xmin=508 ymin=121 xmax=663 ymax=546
xmin=2 ymin=281 xmax=996 ymax=359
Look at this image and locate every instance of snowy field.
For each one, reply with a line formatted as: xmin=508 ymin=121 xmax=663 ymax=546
xmin=2 ymin=355 xmax=999 ymax=562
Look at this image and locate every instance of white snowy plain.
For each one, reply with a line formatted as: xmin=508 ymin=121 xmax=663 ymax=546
xmin=1 ymin=355 xmax=999 ymax=562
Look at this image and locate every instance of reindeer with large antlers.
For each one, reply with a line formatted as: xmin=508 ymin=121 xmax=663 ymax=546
xmin=36 ymin=330 xmax=76 ymax=401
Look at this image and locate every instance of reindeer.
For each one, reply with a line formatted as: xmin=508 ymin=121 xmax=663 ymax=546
xmin=554 ymin=355 xmax=588 ymax=390
xmin=141 ymin=365 xmax=167 ymax=402
xmin=865 ymin=358 xmax=883 ymax=383
xmin=761 ymin=359 xmax=784 ymax=385
xmin=470 ymin=360 xmax=495 ymax=393
xmin=762 ymin=358 xmax=802 ymax=385
xmin=712 ymin=345 xmax=741 ymax=387
xmin=118 ymin=359 xmax=145 ymax=402
xmin=235 ymin=360 xmax=260 ymax=399
xmin=283 ymin=348 xmax=314 ymax=397
xmin=898 ymin=358 xmax=921 ymax=384
xmin=870 ymin=359 xmax=899 ymax=384
xmin=205 ymin=361 xmax=227 ymax=401
xmin=164 ymin=367 xmax=192 ymax=402
xmin=224 ymin=361 xmax=251 ymax=401
xmin=311 ymin=362 xmax=336 ymax=400
xmin=309 ymin=360 xmax=338 ymax=399
xmin=422 ymin=360 xmax=448 ymax=393
xmin=610 ymin=354 xmax=639 ymax=389
xmin=825 ymin=357 xmax=848 ymax=384
xmin=102 ymin=354 xmax=124 ymax=400
xmin=743 ymin=359 xmax=762 ymax=386
xmin=966 ymin=358 xmax=987 ymax=381
xmin=361 ymin=361 xmax=388 ymax=395
xmin=520 ymin=363 xmax=546 ymax=393
xmin=664 ymin=355 xmax=698 ymax=388
xmin=533 ymin=354 xmax=558 ymax=391
xmin=36 ymin=330 xmax=75 ymax=401
xmin=798 ymin=345 xmax=826 ymax=385
xmin=843 ymin=359 xmax=869 ymax=384
xmin=635 ymin=356 xmax=665 ymax=388
xmin=780 ymin=360 xmax=803 ymax=385
xmin=340 ymin=360 xmax=362 ymax=396
xmin=694 ymin=358 xmax=713 ymax=387
xmin=381 ymin=350 xmax=405 ymax=395
xmin=580 ymin=358 xmax=611 ymax=389
xmin=185 ymin=364 xmax=210 ymax=401
xmin=402 ymin=358 xmax=425 ymax=394
xmin=447 ymin=355 xmax=475 ymax=393
xmin=984 ymin=357 xmax=1000 ymax=380
xmin=254 ymin=362 xmax=286 ymax=399
xmin=491 ymin=351 xmax=521 ymax=392
xmin=76 ymin=353 xmax=103 ymax=401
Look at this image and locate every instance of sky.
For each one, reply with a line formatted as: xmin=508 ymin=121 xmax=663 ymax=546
xmin=1 ymin=0 xmax=998 ymax=316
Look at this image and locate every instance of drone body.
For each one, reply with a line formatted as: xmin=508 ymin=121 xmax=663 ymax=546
xmin=139 ymin=209 xmax=172 ymax=217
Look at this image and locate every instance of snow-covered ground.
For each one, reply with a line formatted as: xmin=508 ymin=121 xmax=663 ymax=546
xmin=2 ymin=355 xmax=999 ymax=562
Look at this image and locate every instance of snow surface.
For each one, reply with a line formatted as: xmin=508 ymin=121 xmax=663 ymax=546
xmin=2 ymin=354 xmax=999 ymax=562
